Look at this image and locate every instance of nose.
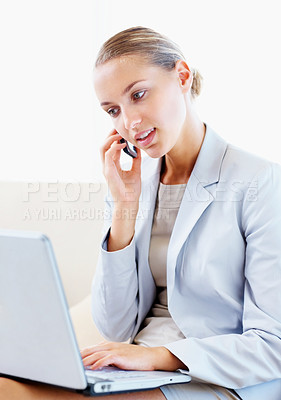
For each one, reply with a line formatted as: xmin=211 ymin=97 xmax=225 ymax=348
xmin=122 ymin=107 xmax=142 ymax=131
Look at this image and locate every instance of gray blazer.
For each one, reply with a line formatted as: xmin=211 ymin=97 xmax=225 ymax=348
xmin=92 ymin=125 xmax=281 ymax=399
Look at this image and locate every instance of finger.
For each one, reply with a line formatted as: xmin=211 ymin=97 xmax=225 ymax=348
xmin=82 ymin=341 xmax=118 ymax=355
xmin=100 ymin=133 xmax=122 ymax=157
xmin=131 ymin=147 xmax=142 ymax=172
xmin=90 ymin=354 xmax=116 ymax=370
xmin=82 ymin=350 xmax=108 ymax=366
xmin=80 ymin=341 xmax=110 ymax=358
xmin=103 ymin=142 xmax=126 ymax=175
xmin=81 ymin=347 xmax=98 ymax=359
xmin=100 ymin=136 xmax=125 ymax=166
xmin=104 ymin=133 xmax=122 ymax=146
xmin=106 ymin=128 xmax=118 ymax=138
xmin=104 ymin=143 xmax=126 ymax=165
xmin=111 ymin=141 xmax=127 ymax=162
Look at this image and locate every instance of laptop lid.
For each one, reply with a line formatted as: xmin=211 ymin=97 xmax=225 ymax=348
xmin=0 ymin=230 xmax=87 ymax=390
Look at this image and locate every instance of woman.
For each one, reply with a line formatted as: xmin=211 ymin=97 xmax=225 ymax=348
xmin=1 ymin=26 xmax=281 ymax=400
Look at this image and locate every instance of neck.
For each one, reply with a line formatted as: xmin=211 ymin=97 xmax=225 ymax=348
xmin=161 ymin=105 xmax=205 ymax=185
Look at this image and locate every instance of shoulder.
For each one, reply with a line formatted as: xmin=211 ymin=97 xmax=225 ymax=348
xmin=220 ymin=138 xmax=281 ymax=185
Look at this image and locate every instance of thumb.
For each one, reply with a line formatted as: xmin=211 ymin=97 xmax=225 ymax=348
xmin=131 ymin=147 xmax=142 ymax=172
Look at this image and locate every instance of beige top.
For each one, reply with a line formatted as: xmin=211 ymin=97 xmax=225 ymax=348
xmin=134 ymin=182 xmax=186 ymax=347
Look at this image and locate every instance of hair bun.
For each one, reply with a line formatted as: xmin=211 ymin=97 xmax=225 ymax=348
xmin=191 ymin=68 xmax=203 ymax=98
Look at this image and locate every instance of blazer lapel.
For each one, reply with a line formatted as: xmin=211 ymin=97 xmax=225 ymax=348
xmin=167 ymin=125 xmax=228 ymax=292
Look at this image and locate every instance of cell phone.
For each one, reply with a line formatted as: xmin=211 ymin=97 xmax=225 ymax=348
xmin=120 ymin=138 xmax=138 ymax=158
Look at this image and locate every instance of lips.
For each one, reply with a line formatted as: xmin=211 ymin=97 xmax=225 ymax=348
xmin=134 ymin=128 xmax=156 ymax=147
xmin=134 ymin=128 xmax=155 ymax=140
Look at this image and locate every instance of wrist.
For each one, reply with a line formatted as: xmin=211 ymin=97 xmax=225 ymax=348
xmin=113 ymin=204 xmax=139 ymax=220
xmin=152 ymin=347 xmax=187 ymax=371
xmin=107 ymin=206 xmax=138 ymax=251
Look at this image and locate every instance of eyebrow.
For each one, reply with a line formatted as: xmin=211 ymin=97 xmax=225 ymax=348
xmin=100 ymin=80 xmax=146 ymax=107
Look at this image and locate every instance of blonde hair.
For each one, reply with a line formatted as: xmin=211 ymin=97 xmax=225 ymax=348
xmin=95 ymin=26 xmax=202 ymax=98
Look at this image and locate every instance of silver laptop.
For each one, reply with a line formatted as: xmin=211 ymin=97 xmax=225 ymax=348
xmin=0 ymin=230 xmax=191 ymax=395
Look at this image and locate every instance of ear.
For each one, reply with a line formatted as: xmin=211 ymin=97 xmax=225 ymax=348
xmin=175 ymin=60 xmax=192 ymax=93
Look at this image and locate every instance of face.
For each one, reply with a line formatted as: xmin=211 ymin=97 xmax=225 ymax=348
xmin=94 ymin=55 xmax=190 ymax=158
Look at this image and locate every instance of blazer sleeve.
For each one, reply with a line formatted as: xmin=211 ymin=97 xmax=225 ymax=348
xmin=91 ymin=191 xmax=139 ymax=342
xmin=165 ymin=162 xmax=281 ymax=389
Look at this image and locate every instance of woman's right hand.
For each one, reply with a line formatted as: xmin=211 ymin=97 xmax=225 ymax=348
xmin=100 ymin=129 xmax=142 ymax=207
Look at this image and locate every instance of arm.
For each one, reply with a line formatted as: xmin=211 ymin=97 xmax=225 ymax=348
xmin=91 ymin=130 xmax=142 ymax=341
xmin=91 ymin=197 xmax=139 ymax=341
xmin=165 ymin=163 xmax=281 ymax=389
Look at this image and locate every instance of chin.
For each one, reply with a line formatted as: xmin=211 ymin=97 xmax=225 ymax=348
xmin=143 ymin=143 xmax=168 ymax=159
xmin=144 ymin=149 xmax=165 ymax=159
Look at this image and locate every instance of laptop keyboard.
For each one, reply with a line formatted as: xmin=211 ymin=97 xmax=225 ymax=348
xmin=84 ymin=366 xmax=182 ymax=384
xmin=85 ymin=366 xmax=152 ymax=381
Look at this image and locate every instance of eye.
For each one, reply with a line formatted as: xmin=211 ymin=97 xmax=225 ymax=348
xmin=107 ymin=107 xmax=119 ymax=118
xmin=132 ymin=90 xmax=146 ymax=100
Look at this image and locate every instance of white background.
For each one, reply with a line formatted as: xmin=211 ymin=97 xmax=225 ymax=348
xmin=1 ymin=0 xmax=280 ymax=181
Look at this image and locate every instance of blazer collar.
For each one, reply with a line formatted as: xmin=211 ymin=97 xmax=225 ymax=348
xmin=192 ymin=124 xmax=227 ymax=187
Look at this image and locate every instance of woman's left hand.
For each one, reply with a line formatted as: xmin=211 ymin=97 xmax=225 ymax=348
xmin=80 ymin=342 xmax=186 ymax=372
